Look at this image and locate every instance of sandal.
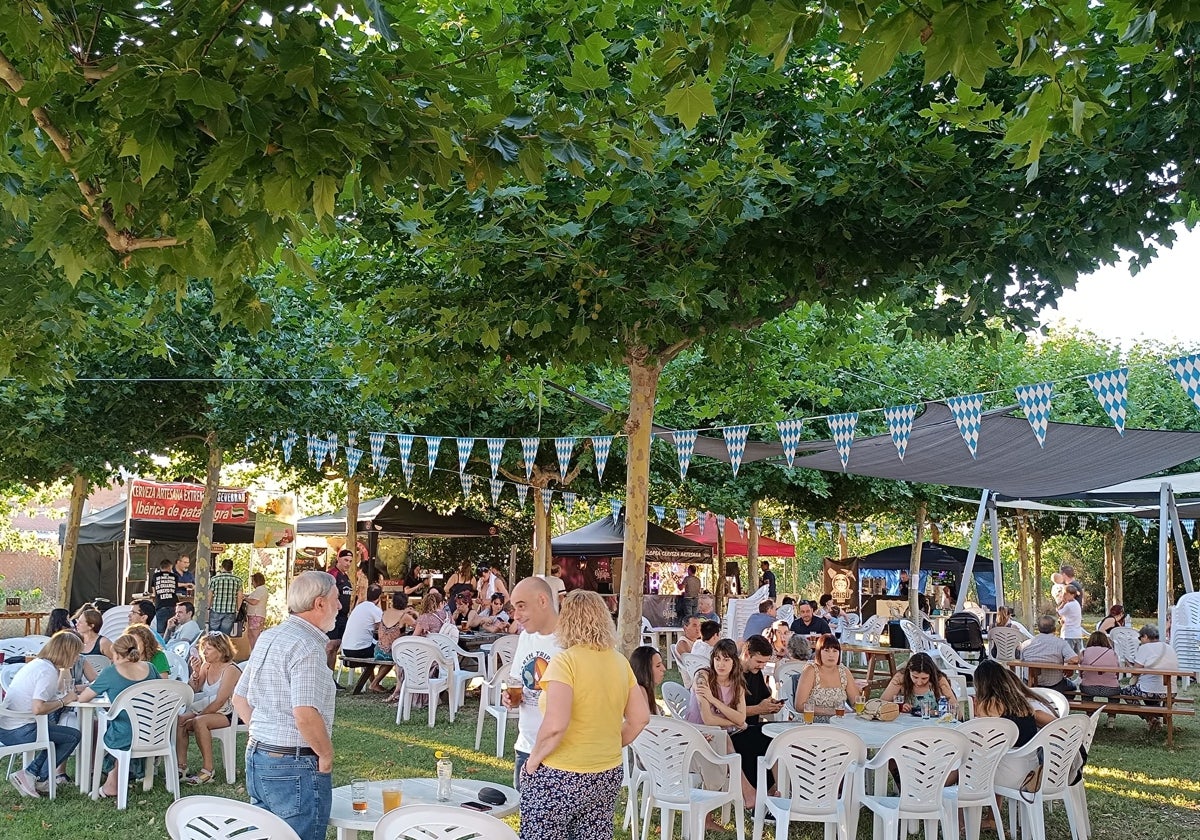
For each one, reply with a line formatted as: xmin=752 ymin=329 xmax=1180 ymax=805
xmin=54 ymin=773 xmax=72 ymax=786
xmin=187 ymin=768 xmax=216 ymax=785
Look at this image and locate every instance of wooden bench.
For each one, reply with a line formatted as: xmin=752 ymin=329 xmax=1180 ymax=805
xmin=338 ymin=655 xmax=382 ymax=695
xmin=1004 ymin=660 xmax=1195 ymax=747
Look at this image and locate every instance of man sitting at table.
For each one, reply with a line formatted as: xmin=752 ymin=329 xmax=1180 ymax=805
xmin=691 ymin=620 xmax=720 ymax=661
xmin=788 ymin=601 xmax=831 ymax=637
xmin=1128 ymin=624 xmax=1180 ymax=734
xmin=674 ymin=616 xmax=703 ymax=660
xmin=696 ymin=593 xmax=720 ymax=623
xmin=164 ymin=601 xmax=202 ymax=646
xmin=1017 ymin=614 xmax=1080 ymax=694
xmin=742 ymin=599 xmax=776 ymax=640
xmin=731 ymin=635 xmax=784 ymax=808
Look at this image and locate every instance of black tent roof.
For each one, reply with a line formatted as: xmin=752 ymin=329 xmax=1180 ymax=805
xmin=60 ymin=499 xmax=257 ymax=546
xmin=552 ymin=515 xmax=713 ymax=563
xmin=855 ymin=541 xmax=970 ymax=572
xmin=296 ymin=496 xmax=495 ymax=538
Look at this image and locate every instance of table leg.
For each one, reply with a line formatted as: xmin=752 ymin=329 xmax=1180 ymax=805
xmin=352 ymin=665 xmax=376 ymax=696
xmin=76 ymin=706 xmax=93 ymax=793
xmin=865 ymin=655 xmax=878 ymax=687
xmin=337 ymin=829 xmax=359 ymax=840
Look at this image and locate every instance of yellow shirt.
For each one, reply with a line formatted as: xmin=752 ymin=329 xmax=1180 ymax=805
xmin=539 ymin=645 xmax=635 ymax=773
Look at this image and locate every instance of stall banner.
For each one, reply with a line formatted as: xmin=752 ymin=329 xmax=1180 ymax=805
xmin=130 ymin=480 xmax=251 ymax=524
xmin=253 ymin=492 xmax=297 ymax=548
xmin=822 ymin=556 xmax=859 ymax=611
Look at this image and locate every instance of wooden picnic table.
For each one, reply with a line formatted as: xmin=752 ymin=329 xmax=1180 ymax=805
xmin=841 ymin=643 xmax=899 ymax=691
xmin=2 ymin=611 xmax=49 ymax=635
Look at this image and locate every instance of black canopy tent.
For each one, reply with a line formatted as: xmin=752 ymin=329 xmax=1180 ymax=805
xmin=296 ymin=496 xmax=495 ymax=538
xmin=551 ymin=515 xmax=713 ymax=563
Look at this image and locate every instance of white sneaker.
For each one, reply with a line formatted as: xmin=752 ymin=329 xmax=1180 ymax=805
xmin=9 ymin=770 xmax=40 ymax=798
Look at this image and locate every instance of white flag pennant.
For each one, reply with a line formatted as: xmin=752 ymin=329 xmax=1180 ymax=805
xmin=515 ymin=484 xmax=529 ymax=509
xmin=1168 ymin=353 xmax=1200 ymax=413
xmin=722 ymin=425 xmax=750 ymax=477
xmin=591 ymin=436 xmax=613 ymax=483
xmin=823 ymin=522 xmax=834 ymax=538
xmin=754 ymin=516 xmax=763 ymax=532
xmin=396 ymin=434 xmax=414 ymax=472
xmin=610 ymin=498 xmax=622 ymax=524
xmin=697 ymin=510 xmax=709 ymax=535
xmin=883 ymin=404 xmax=918 ymax=460
xmin=401 ymin=459 xmax=415 ymax=487
xmin=460 ymin=472 xmax=474 ymax=500
xmin=807 ymin=521 xmax=818 ymax=538
xmin=540 ymin=487 xmax=554 ymax=513
xmin=489 ymin=477 xmax=504 ymax=507
xmin=554 ymin=437 xmax=576 ymax=483
xmin=346 ymin=431 xmax=357 ymax=449
xmin=776 ymin=418 xmax=804 ymax=468
xmin=946 ymin=393 xmax=984 ymax=459
xmin=854 ymin=523 xmax=863 ymax=538
xmin=268 ymin=431 xmax=278 ymax=449
xmin=305 ymin=432 xmax=318 ymax=464
xmin=486 ymin=438 xmax=505 ymax=479
xmin=281 ymin=430 xmax=298 ymax=463
xmin=344 ymin=446 xmax=363 ymax=477
xmin=425 ymin=437 xmax=442 ymax=477
xmin=716 ymin=514 xmax=726 ymax=536
xmin=245 ymin=432 xmax=256 ymax=450
xmin=735 ymin=518 xmax=745 ymax=537
xmin=1139 ymin=519 xmax=1152 ymax=535
xmin=368 ymin=432 xmax=386 ymax=466
xmin=674 ymin=430 xmax=698 ymax=480
xmin=374 ymin=453 xmax=392 ymax=476
xmin=651 ymin=505 xmax=665 ymax=523
xmin=312 ymin=437 xmax=329 ymax=467
xmin=789 ymin=519 xmax=799 ymax=542
xmin=827 ymin=412 xmax=858 ymax=469
xmin=772 ymin=517 xmax=782 ymax=539
xmin=1086 ymin=367 xmax=1129 ymax=436
xmin=839 ymin=522 xmax=848 ymax=538
xmin=677 ymin=509 xmax=689 ymax=531
xmin=456 ymin=437 xmax=475 ymax=475
xmin=1014 ymin=382 xmax=1054 ymax=447
xmin=563 ymin=491 xmax=577 ymax=515
xmin=520 ymin=437 xmax=538 ymax=480
xmin=326 ymin=432 xmax=338 ymax=458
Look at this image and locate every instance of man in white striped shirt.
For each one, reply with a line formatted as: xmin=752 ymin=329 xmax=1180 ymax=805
xmin=233 ymin=571 xmax=339 ymax=840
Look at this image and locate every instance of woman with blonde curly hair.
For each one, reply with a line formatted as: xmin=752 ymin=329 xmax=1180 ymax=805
xmin=412 ymin=590 xmax=445 ymax=637
xmin=125 ymin=623 xmax=171 ymax=678
xmin=518 ymin=590 xmax=650 ymax=840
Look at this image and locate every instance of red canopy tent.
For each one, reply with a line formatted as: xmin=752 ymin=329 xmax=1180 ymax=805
xmin=677 ymin=518 xmax=795 ymax=557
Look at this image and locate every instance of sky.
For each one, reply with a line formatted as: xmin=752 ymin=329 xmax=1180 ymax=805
xmin=1039 ymin=223 xmax=1200 ymax=350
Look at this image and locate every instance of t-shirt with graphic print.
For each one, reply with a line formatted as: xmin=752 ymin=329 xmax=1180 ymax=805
xmin=508 ymin=630 xmax=563 ymax=754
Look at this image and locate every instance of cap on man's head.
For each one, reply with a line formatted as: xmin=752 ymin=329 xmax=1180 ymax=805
xmin=1139 ymin=624 xmax=1160 ymax=640
xmin=338 ymin=548 xmax=353 ymax=559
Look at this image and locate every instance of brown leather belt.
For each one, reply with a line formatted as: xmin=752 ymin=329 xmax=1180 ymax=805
xmin=249 ymin=740 xmax=317 ymax=758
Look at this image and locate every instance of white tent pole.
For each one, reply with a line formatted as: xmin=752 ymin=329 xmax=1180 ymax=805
xmin=990 ymin=500 xmax=1004 ymax=611
xmin=1168 ymin=489 xmax=1195 ymax=594
xmin=1159 ymin=483 xmax=1170 ymax=627
xmin=955 ymin=489 xmax=989 ymax=613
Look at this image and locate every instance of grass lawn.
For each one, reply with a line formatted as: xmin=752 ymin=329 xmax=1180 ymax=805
xmin=2 ymin=673 xmax=1198 ymax=839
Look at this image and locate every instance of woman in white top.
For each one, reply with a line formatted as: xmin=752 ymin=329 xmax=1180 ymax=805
xmin=244 ymin=572 xmax=270 ymax=650
xmin=176 ymin=633 xmax=240 ymax=785
xmin=1056 ymin=584 xmax=1085 ymax=653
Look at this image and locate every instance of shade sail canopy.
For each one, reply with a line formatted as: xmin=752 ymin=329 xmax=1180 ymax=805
xmin=677 ymin=518 xmax=795 ymax=557
xmin=297 ymin=496 xmax=495 ymax=538
xmin=552 ymin=515 xmax=713 ymax=563
xmin=60 ymin=499 xmax=256 ymax=546
xmin=856 ymin=541 xmax=969 ymax=572
xmin=1067 ymin=470 xmax=1200 ymax=502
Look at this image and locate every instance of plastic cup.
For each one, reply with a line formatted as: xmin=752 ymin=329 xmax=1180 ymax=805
xmin=507 ymin=685 xmax=524 ymax=705
xmin=854 ymin=698 xmax=866 ymax=716
xmin=381 ymin=783 xmax=402 ymax=813
xmin=351 ymin=778 xmax=369 ymax=812
xmin=835 ymin=705 xmax=845 ymax=718
xmin=802 ymin=702 xmax=815 ymax=725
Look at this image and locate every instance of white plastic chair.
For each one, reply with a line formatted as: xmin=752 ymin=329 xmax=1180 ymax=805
xmin=92 ymin=679 xmax=193 ymax=810
xmin=99 ymin=606 xmax=134 ymax=642
xmin=165 ymin=650 xmax=190 ymax=682
xmin=1108 ymin=627 xmax=1141 ymax=667
xmin=1030 ymin=687 xmax=1070 ymax=719
xmin=994 ymin=715 xmax=1089 ymax=840
xmin=943 ymin=717 xmax=1019 ymax=840
xmin=899 ymin=619 xmax=938 ymax=655
xmin=0 ymin=662 xmax=25 ymax=695
xmin=772 ymin=660 xmax=807 ymax=713
xmin=845 ymin=614 xmax=886 ymax=666
xmin=752 ymin=725 xmax=865 ymax=840
xmin=485 ymin=633 xmax=519 ymax=679
xmin=632 ymin=716 xmax=745 ymax=840
xmin=0 ymin=637 xmax=47 ymax=659
xmin=776 ymin=604 xmax=796 ymax=627
xmin=211 ymin=664 xmax=247 ymax=784
xmin=83 ymin=654 xmax=112 ymax=677
xmin=622 ymin=744 xmax=647 ymax=838
xmin=862 ymin=726 xmax=969 ymax=840
xmin=165 ymin=793 xmax=302 ymax=839
xmin=679 ymin=653 xmax=709 ymax=689
xmin=474 ymin=668 xmax=517 ymax=757
xmin=660 ymin=681 xmax=690 ymax=719
xmin=374 ymin=803 xmax=518 ymax=839
xmin=391 ymin=637 xmax=454 ymax=727
xmin=987 ymin=626 xmax=1024 ymax=663
xmin=428 ymin=632 xmax=485 ymax=710
xmin=641 ymin=616 xmax=655 ymax=647
xmin=1068 ymin=707 xmax=1104 ymax=840
xmin=0 ymin=701 xmax=57 ymax=799
xmin=934 ymin=641 xmax=978 ymax=679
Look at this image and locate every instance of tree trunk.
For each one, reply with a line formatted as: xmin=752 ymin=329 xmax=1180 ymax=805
xmin=1114 ymin=520 xmax=1125 ymax=605
xmin=838 ymin=525 xmax=849 ymax=561
xmin=1017 ymin=512 xmax=1033 ymax=627
xmin=58 ymin=472 xmax=88 ymax=608
xmin=616 ymin=354 xmax=663 ymax=656
xmin=1103 ymin=525 xmax=1115 ymax=608
xmin=194 ymin=431 xmax=222 ymax=628
xmin=1031 ymin=525 xmax=1043 ymax=614
xmin=346 ymin=476 xmax=360 ymax=602
xmin=531 ymin=470 xmax=551 ymax=576
xmin=714 ymin=520 xmax=728 ymax=618
xmin=909 ymin=503 xmax=927 ymax=620
xmin=746 ymin=502 xmax=760 ymax=582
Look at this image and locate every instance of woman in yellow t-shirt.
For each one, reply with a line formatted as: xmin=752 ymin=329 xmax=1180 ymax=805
xmin=519 ymin=590 xmax=650 ymax=840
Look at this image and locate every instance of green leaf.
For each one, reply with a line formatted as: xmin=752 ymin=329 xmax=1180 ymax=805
xmin=175 ymin=74 xmax=237 ymax=110
xmin=664 ymin=82 xmax=716 ymax=130
xmin=312 ymin=174 xmax=337 ymax=221
xmin=857 ymin=10 xmax=925 ymax=87
xmin=137 ymin=134 xmax=175 ymax=185
xmin=480 ymin=327 xmax=501 ymax=350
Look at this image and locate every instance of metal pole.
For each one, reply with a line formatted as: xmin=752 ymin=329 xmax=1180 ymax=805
xmin=1168 ymin=489 xmax=1195 ymax=594
xmin=1159 ymin=483 xmax=1170 ymax=628
xmin=990 ymin=501 xmax=1005 ymax=611
xmin=956 ymin=489 xmax=989 ymax=612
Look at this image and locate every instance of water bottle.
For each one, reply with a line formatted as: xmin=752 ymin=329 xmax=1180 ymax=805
xmin=436 ymin=754 xmax=452 ymax=802
xmin=938 ymin=695 xmax=949 ymax=720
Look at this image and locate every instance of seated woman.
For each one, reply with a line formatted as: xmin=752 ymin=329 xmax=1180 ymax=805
xmin=369 ymin=592 xmax=418 ymax=693
xmin=685 ymin=639 xmax=746 ymax=733
xmin=766 ymin=620 xmax=792 ymax=659
xmin=878 ymin=651 xmax=956 ymax=714
xmin=77 ymin=633 xmax=160 ymax=799
xmin=75 ymin=608 xmax=110 ymax=659
xmin=411 ymin=591 xmax=445 ymax=637
xmin=993 ymin=605 xmax=1031 ymax=638
xmin=1097 ymin=603 xmax=1126 ymax=633
xmin=469 ymin=593 xmax=511 ymax=633
xmin=176 ymin=633 xmax=239 ymax=784
xmin=125 ymin=624 xmax=171 ymax=678
xmin=45 ymin=608 xmax=73 ymax=636
xmin=794 ymin=634 xmax=860 ymax=721
xmin=0 ymin=632 xmax=84 ymax=796
xmin=629 ymin=645 xmax=666 ymax=714
xmin=1078 ymin=630 xmax=1121 ymax=730
xmin=784 ymin=633 xmax=811 ymax=662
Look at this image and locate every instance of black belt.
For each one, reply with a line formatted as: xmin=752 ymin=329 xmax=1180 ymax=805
xmin=249 ymin=740 xmax=317 ymax=758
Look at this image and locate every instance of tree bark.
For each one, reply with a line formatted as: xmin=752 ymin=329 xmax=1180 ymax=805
xmin=909 ymin=503 xmax=927 ymax=620
xmin=616 ymin=354 xmax=663 ymax=656
xmin=1113 ymin=520 xmax=1125 ymax=605
xmin=194 ymin=431 xmax=222 ymax=628
xmin=714 ymin=519 xmax=728 ymax=618
xmin=838 ymin=524 xmax=849 ymax=561
xmin=1017 ymin=512 xmax=1033 ymax=627
xmin=346 ymin=475 xmax=360 ymax=602
xmin=1103 ymin=525 xmax=1115 ymax=609
xmin=746 ymin=502 xmax=760 ymax=585
xmin=1031 ymin=525 xmax=1043 ymax=614
xmin=58 ymin=472 xmax=88 ymax=608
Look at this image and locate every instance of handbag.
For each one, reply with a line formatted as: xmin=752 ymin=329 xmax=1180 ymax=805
xmin=858 ymin=698 xmax=900 ymax=721
xmin=1020 ymin=746 xmax=1045 ymax=802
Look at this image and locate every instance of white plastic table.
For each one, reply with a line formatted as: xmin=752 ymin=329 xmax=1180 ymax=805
xmin=67 ymin=698 xmax=109 ymax=793
xmin=328 ymin=777 xmax=519 ymax=839
xmin=763 ymin=711 xmax=956 ymax=750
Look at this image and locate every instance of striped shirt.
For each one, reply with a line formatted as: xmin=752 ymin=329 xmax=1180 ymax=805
xmin=1017 ymin=633 xmax=1077 ymax=687
xmin=235 ymin=615 xmax=335 ymax=747
xmin=210 ymin=571 xmax=242 ymax=613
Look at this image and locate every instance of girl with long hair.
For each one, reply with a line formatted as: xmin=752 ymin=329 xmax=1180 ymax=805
xmin=879 ymin=651 xmax=957 ymax=713
xmin=629 ymin=645 xmax=666 ymax=714
xmin=972 ymin=659 xmax=1056 ymax=747
xmin=685 ymin=638 xmax=746 ymax=732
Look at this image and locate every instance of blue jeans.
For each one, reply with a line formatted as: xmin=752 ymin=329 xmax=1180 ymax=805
xmin=246 ymin=749 xmax=332 ymax=840
xmin=0 ymin=721 xmax=80 ymax=781
xmin=209 ymin=612 xmax=235 ymax=634
xmin=514 ymin=749 xmax=529 ymax=790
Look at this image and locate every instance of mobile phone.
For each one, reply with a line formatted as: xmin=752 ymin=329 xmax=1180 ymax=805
xmin=461 ymin=801 xmax=491 ymax=811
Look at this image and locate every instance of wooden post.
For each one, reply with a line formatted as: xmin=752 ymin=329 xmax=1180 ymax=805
xmin=747 ymin=501 xmax=760 ymax=589
xmin=1031 ymin=524 xmax=1043 ymax=614
xmin=714 ymin=520 xmax=728 ymax=619
xmin=531 ymin=471 xmax=551 ymax=577
xmin=58 ymin=472 xmax=88 ymax=608
xmin=346 ymin=476 xmax=360 ymax=601
xmin=909 ymin=503 xmax=927 ymax=620
xmin=508 ymin=544 xmax=518 ymax=590
xmin=1114 ymin=519 xmax=1125 ymax=605
xmin=195 ymin=431 xmax=222 ymax=628
xmin=1017 ymin=512 xmax=1033 ymax=627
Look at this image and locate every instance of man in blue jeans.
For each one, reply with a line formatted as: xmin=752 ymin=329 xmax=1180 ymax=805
xmin=233 ymin=571 xmax=340 ymax=840
xmin=208 ymin=558 xmax=244 ymax=635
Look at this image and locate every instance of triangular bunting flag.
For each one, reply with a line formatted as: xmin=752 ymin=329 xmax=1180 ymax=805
xmin=1087 ymin=367 xmax=1128 ymax=435
xmin=827 ymin=413 xmax=858 ymax=469
xmin=789 ymin=520 xmax=799 ymax=542
xmin=883 ymin=404 xmax=918 ymax=460
xmin=772 ymin=518 xmax=782 ymax=539
xmin=313 ymin=437 xmax=330 ymax=468
xmin=305 ymin=432 xmax=318 ymax=464
xmin=753 ymin=516 xmax=762 ymax=531
xmin=807 ymin=521 xmax=818 ymax=538
xmin=489 ymin=477 xmax=503 ymax=507
xmin=396 ymin=434 xmax=414 ymax=473
xmin=346 ymin=431 xmax=356 ymax=449
xmin=554 ymin=437 xmax=576 ymax=483
xmin=368 ymin=432 xmax=386 ymax=467
xmin=1014 ymin=382 xmax=1054 ymax=447
xmin=1139 ymin=519 xmax=1152 ymax=535
xmin=823 ymin=522 xmax=833 ymax=538
xmin=456 ymin=437 xmax=474 ymax=475
xmin=854 ymin=523 xmax=863 ymax=538
xmin=591 ymin=436 xmax=613 ymax=483
xmin=946 ymin=393 xmax=984 ymax=458
xmin=520 ymin=437 xmax=538 ymax=481
xmin=244 ymin=432 xmax=256 ymax=450
xmin=610 ymin=498 xmax=622 ymax=524
xmin=326 ymin=432 xmax=338 ymax=457
xmin=722 ymin=425 xmax=749 ymax=477
xmin=716 ymin=514 xmax=726 ymax=536
xmin=268 ymin=432 xmax=278 ymax=450
xmin=697 ymin=510 xmax=708 ymax=534
xmin=374 ymin=453 xmax=392 ymax=476
xmin=651 ymin=505 xmax=665 ymax=523
xmin=540 ymin=487 xmax=554 ymax=514
xmin=281 ymin=430 xmax=297 ymax=463
xmin=677 ymin=509 xmax=689 ymax=531
xmin=460 ymin=472 xmax=474 ymax=500
xmin=776 ymin=418 xmax=804 ymax=468
xmin=1119 ymin=520 xmax=1129 ymax=535
xmin=588 ymin=502 xmax=597 ymax=519
xmin=839 ymin=522 xmax=848 ymax=538
xmin=563 ymin=491 xmax=577 ymax=515
xmin=344 ymin=446 xmax=363 ymax=477
xmin=515 ymin=484 xmax=529 ymax=509
xmin=401 ymin=459 xmax=415 ymax=487
xmin=674 ymin=430 xmax=698 ymax=480
xmin=486 ymin=438 xmax=505 ymax=479
xmin=1168 ymin=354 xmax=1200 ymax=412
xmin=426 ymin=437 xmax=442 ymax=477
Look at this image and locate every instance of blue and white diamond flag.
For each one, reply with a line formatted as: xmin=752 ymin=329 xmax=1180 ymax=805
xmin=776 ymin=418 xmax=804 ymax=468
xmin=610 ymin=498 xmax=623 ymax=524
xmin=554 ymin=437 xmax=576 ymax=483
xmin=540 ymin=487 xmax=554 ymax=514
xmin=282 ymin=430 xmax=297 ymax=463
xmin=489 ymin=477 xmax=504 ymax=507
xmin=374 ymin=454 xmax=391 ymax=476
xmin=772 ymin=518 xmax=782 ymax=539
xmin=268 ymin=432 xmax=278 ymax=449
xmin=344 ymin=446 xmax=363 ymax=477
xmin=456 ymin=437 xmax=474 ymax=475
xmin=515 ymin=484 xmax=529 ymax=509
xmin=839 ymin=522 xmax=848 ymax=538
xmin=563 ymin=492 xmax=577 ymax=515
xmin=722 ymin=425 xmax=750 ymax=477
xmin=883 ymin=404 xmax=918 ymax=460
xmin=425 ymin=437 xmax=442 ymax=477
xmin=401 ymin=459 xmax=415 ymax=487
xmin=396 ymin=434 xmax=414 ymax=473
xmin=1168 ymin=354 xmax=1200 ymax=413
xmin=486 ymin=438 xmax=505 ymax=479
xmin=651 ymin=505 xmax=665 ymax=524
xmin=1087 ymin=368 xmax=1128 ymax=435
xmin=460 ymin=473 xmax=473 ymax=500
xmin=368 ymin=432 xmax=386 ymax=467
xmin=1119 ymin=520 xmax=1129 ymax=535
xmin=754 ymin=516 xmax=763 ymax=532
xmin=305 ymin=432 xmax=318 ymax=464
xmin=697 ymin=510 xmax=708 ymax=534
xmin=677 ymin=509 xmax=689 ymax=531
xmin=520 ymin=437 xmax=538 ymax=481
xmin=1139 ymin=519 xmax=1152 ymax=536
xmin=789 ymin=520 xmax=799 ymax=542
xmin=245 ymin=432 xmax=256 ymax=450
xmin=674 ymin=430 xmax=698 ymax=480
xmin=591 ymin=436 xmax=613 ymax=483
xmin=827 ymin=413 xmax=858 ymax=469
xmin=326 ymin=432 xmax=338 ymax=458
xmin=716 ymin=514 xmax=726 ymax=536
xmin=854 ymin=523 xmax=863 ymax=538
xmin=346 ymin=431 xmax=356 ymax=450
xmin=807 ymin=521 xmax=818 ymax=538
xmin=823 ymin=522 xmax=833 ymax=538
xmin=736 ymin=518 xmax=746 ymax=537
xmin=313 ymin=437 xmax=330 ymax=467
xmin=1014 ymin=382 xmax=1054 ymax=447
xmin=871 ymin=523 xmax=878 ymax=538
xmin=946 ymin=393 xmax=984 ymax=458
